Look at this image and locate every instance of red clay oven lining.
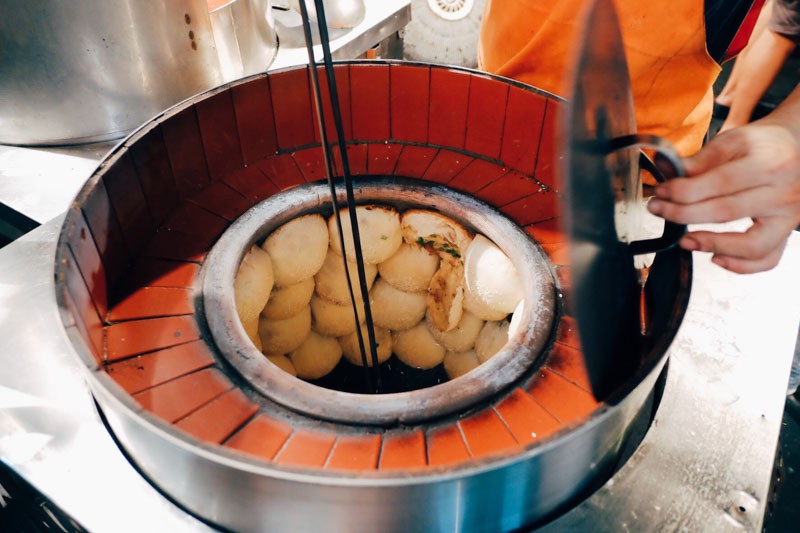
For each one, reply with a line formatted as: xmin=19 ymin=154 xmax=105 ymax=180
xmin=57 ymin=61 xmax=600 ymax=474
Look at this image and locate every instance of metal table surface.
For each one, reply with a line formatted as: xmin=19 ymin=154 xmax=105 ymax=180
xmin=0 ymin=216 xmax=215 ymax=531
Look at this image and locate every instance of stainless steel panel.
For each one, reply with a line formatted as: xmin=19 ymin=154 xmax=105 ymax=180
xmin=210 ymin=0 xmax=278 ymax=81
xmin=0 ymin=0 xmax=278 ymax=146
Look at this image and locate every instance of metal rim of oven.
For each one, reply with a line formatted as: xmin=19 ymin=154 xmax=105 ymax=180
xmin=88 ymin=351 xmax=662 ymax=484
xmin=201 ymin=178 xmax=556 ymax=426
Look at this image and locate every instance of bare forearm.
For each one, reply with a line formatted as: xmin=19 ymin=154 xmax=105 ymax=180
xmin=721 ymin=32 xmax=796 ymax=130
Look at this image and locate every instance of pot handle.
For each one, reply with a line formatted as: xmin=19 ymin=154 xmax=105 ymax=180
xmin=606 ymin=134 xmax=688 ymax=256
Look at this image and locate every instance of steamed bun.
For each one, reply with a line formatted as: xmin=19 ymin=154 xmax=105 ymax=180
xmin=263 ymin=214 xmax=329 ymax=286
xmin=328 ymin=205 xmax=402 ymax=264
xmin=310 ymin=294 xmax=365 ymax=337
xmin=463 ymin=284 xmax=509 ymax=321
xmin=242 ymin=316 xmax=263 ymax=352
xmin=289 ymin=331 xmax=343 ymax=379
xmin=443 ymin=350 xmax=480 ymax=380
xmin=369 ymin=278 xmax=427 ymax=331
xmin=475 ymin=319 xmax=510 ymax=363
xmin=508 ymin=300 xmax=525 ymax=339
xmin=261 ymin=277 xmax=315 ymax=320
xmin=426 ymin=259 xmax=465 ymax=332
xmin=427 ymin=310 xmax=484 ymax=352
xmin=314 ymin=249 xmax=377 ymax=304
xmin=234 ymin=245 xmax=274 ymax=349
xmin=392 ymin=323 xmax=446 ymax=369
xmin=339 ymin=325 xmax=392 ymax=367
xmin=400 ymin=209 xmax=473 ymax=258
xmin=464 ymin=235 xmax=523 ymax=314
xmin=266 ymin=354 xmax=297 ymax=376
xmin=259 ymin=305 xmax=312 ymax=355
xmin=378 ymin=243 xmax=439 ymax=292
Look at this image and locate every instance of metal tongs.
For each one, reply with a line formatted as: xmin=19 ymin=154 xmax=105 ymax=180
xmin=563 ymin=0 xmax=687 ymax=399
xmin=297 ymin=0 xmax=383 ymax=392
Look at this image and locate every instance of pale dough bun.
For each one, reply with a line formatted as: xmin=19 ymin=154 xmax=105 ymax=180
xmin=261 ymin=277 xmax=316 ymax=320
xmin=314 ymin=248 xmax=377 ymax=304
xmin=464 ymin=235 xmax=524 ymax=314
xmin=289 ymin=331 xmax=343 ymax=380
xmin=400 ymin=209 xmax=473 ymax=259
xmin=310 ymin=294 xmax=365 ymax=337
xmin=266 ymin=354 xmax=297 ymax=377
xmin=427 ymin=310 xmax=484 ymax=352
xmin=508 ymin=300 xmax=525 ymax=339
xmin=443 ymin=350 xmax=480 ymax=380
xmin=234 ymin=245 xmax=274 ymax=349
xmin=369 ymin=278 xmax=427 ymax=331
xmin=426 ymin=259 xmax=465 ymax=332
xmin=339 ymin=325 xmax=393 ymax=367
xmin=463 ymin=283 xmax=509 ymax=321
xmin=241 ymin=315 xmax=263 ymax=352
xmin=328 ymin=205 xmax=402 ymax=264
xmin=377 ymin=243 xmax=439 ymax=292
xmin=392 ymin=323 xmax=446 ymax=369
xmin=262 ymin=214 xmax=329 ymax=286
xmin=475 ymin=319 xmax=510 ymax=364
xmin=258 ymin=305 xmax=311 ymax=355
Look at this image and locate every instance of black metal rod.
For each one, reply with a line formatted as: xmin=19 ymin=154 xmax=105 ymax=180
xmin=296 ymin=0 xmax=371 ymax=391
xmin=311 ymin=0 xmax=383 ymax=387
xmin=297 ymin=0 xmax=382 ymax=392
xmin=604 ymin=135 xmax=687 ymax=256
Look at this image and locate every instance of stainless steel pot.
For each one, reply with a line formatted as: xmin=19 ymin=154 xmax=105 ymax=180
xmin=210 ymin=0 xmax=279 ymax=82
xmin=0 ymin=0 xmax=277 ymax=146
xmin=287 ymin=0 xmax=366 ymax=29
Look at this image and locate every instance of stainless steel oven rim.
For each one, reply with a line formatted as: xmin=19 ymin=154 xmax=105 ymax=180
xmin=200 ymin=178 xmax=558 ymax=425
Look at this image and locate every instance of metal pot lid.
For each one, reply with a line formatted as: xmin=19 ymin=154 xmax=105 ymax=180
xmin=562 ymin=0 xmax=644 ymax=399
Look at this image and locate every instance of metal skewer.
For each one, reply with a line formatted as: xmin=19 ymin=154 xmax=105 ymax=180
xmin=297 ymin=0 xmax=383 ymax=392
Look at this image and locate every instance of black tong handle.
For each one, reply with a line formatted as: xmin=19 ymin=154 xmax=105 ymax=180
xmin=606 ymin=134 xmax=687 ymax=256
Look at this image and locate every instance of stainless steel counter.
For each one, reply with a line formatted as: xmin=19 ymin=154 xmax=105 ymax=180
xmin=0 ymin=142 xmax=117 ymax=226
xmin=0 ymin=217 xmax=215 ymax=531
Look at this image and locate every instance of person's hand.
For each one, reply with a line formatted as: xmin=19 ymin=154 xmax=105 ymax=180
xmin=646 ymin=120 xmax=800 ymax=274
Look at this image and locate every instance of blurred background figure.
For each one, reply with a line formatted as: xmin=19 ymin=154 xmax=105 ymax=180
xmin=716 ymin=0 xmax=800 ymax=132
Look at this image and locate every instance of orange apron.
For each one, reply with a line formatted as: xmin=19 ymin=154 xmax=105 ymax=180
xmin=478 ymin=0 xmax=721 ymax=157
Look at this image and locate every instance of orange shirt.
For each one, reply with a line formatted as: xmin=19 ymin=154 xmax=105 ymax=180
xmin=478 ymin=0 xmax=721 ymax=156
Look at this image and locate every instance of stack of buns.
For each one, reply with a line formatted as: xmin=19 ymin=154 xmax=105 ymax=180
xmin=233 ymin=205 xmax=527 ymax=383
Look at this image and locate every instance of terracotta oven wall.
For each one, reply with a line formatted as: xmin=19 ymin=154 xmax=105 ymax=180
xmin=58 ymin=61 xmax=564 ymax=366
